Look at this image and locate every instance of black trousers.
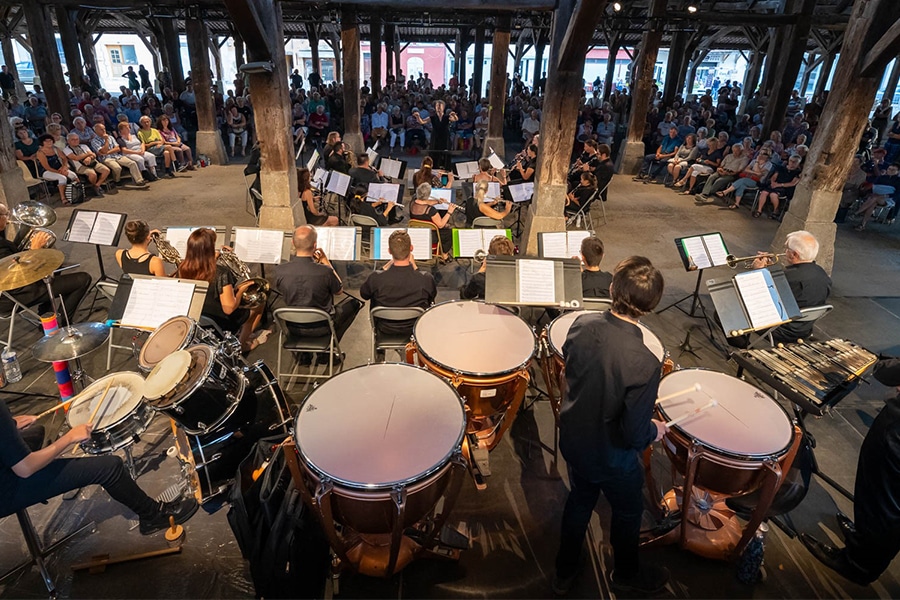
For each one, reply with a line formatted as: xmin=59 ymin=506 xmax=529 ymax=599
xmin=285 ymin=296 xmax=363 ymax=342
xmin=0 ymin=272 xmax=92 ymax=321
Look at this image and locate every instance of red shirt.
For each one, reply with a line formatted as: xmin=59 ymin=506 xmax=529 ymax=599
xmin=309 ymin=112 xmax=329 ymax=129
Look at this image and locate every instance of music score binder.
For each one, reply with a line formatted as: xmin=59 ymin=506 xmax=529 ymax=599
xmin=109 ymin=274 xmax=208 ymax=330
xmin=372 ymin=228 xmax=432 ymax=261
xmin=376 ymin=157 xmax=407 ymax=180
xmin=64 ymin=210 xmax=126 ymax=247
xmin=507 ymin=182 xmax=534 ymax=203
xmin=675 ymin=232 xmax=730 ymax=271
xmin=484 ymin=256 xmax=583 ymax=308
xmin=454 ymin=161 xmax=480 ymax=180
xmin=538 ymin=231 xmax=594 ymax=259
xmin=451 ymin=229 xmax=512 ymax=258
xmin=365 ymin=182 xmax=404 ymax=204
xmin=707 ymin=268 xmax=801 ymax=336
xmin=472 ymin=181 xmax=502 ymax=202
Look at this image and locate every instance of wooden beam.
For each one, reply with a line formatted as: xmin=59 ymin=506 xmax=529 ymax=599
xmin=280 ymin=0 xmax=557 ymax=9
xmin=157 ymin=17 xmax=184 ymax=92
xmin=472 ymin=24 xmax=485 ymax=98
xmin=307 ymin=22 xmax=321 ymax=79
xmin=221 ymin=0 xmax=276 ymax=61
xmin=370 ymin=14 xmax=382 ymax=93
xmin=861 ymin=17 xmax=900 ymax=77
xmin=557 ymin=0 xmax=606 ymax=69
xmin=55 ymin=7 xmax=83 ymax=89
xmin=22 ymin=2 xmax=67 ymax=117
xmin=341 ymin=8 xmax=363 ymax=155
xmin=484 ymin=15 xmax=510 ymax=157
xmin=186 ymin=15 xmax=227 ymax=164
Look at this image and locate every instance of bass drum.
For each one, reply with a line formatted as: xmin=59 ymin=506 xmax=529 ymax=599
xmin=171 ymin=361 xmax=291 ymax=503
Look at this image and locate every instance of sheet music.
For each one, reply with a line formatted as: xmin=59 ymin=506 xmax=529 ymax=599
xmin=735 ymin=269 xmax=785 ymax=329
xmin=66 ymin=210 xmax=96 ymax=243
xmin=517 ymin=259 xmax=557 ymax=304
xmin=306 ymin=149 xmax=319 ymax=171
xmin=565 ymin=230 xmax=592 ymax=257
xmin=455 ymin=229 xmax=486 ymax=258
xmin=233 ymin=228 xmax=284 ymax=264
xmin=682 ymin=236 xmax=712 ymax=270
xmin=474 ymin=181 xmax=502 ymax=201
xmin=88 ymin=212 xmax=122 ymax=246
xmin=508 ymin=182 xmax=534 ymax=203
xmin=120 ymin=278 xmax=196 ymax=329
xmin=488 ymin=152 xmax=505 ymax=170
xmin=374 ymin=228 xmax=432 ymax=261
xmin=380 ymin=158 xmax=404 ymax=180
xmin=430 ymin=188 xmax=453 ymax=211
xmin=366 ymin=147 xmax=378 ymax=165
xmin=164 ymin=227 xmax=202 ymax=257
xmin=366 ymin=183 xmax=401 ymax=203
xmin=312 ymin=168 xmax=328 ymax=186
xmin=455 ymin=161 xmax=480 ymax=179
xmin=326 ymin=171 xmax=351 ymax=196
xmin=701 ymin=233 xmax=729 ymax=267
xmin=540 ymin=232 xmax=569 ymax=259
xmin=315 ymin=227 xmax=356 ymax=261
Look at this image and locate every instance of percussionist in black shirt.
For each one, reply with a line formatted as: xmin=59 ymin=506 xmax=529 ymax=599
xmin=553 ymin=256 xmax=669 ymax=596
xmin=579 ymin=236 xmax=613 ymax=299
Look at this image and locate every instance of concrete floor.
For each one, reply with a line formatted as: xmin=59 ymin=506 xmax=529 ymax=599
xmin=2 ymin=153 xmax=900 ymax=599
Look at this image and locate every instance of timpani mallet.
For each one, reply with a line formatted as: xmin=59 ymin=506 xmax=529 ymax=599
xmin=665 ymin=399 xmax=718 ymax=428
xmin=655 ymin=383 xmax=702 ymax=405
xmin=71 ymin=380 xmax=114 ymax=455
xmin=165 ymin=516 xmax=185 ymax=546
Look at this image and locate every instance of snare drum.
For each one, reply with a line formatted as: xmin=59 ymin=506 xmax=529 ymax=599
xmin=410 ymin=301 xmax=536 ymax=451
xmin=139 ymin=316 xmax=205 ymax=371
xmin=292 ymin=363 xmax=467 ymax=576
xmin=67 ymin=372 xmax=152 ymax=454
xmin=143 ymin=345 xmax=245 ymax=434
xmin=656 ymin=369 xmax=795 ymax=496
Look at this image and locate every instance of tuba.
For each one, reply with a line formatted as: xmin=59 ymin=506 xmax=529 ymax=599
xmin=11 ymin=201 xmax=57 ymax=250
xmin=216 ymin=247 xmax=269 ymax=309
xmin=150 ymin=231 xmax=183 ymax=265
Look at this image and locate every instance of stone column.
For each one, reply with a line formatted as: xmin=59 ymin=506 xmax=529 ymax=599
xmin=619 ymin=0 xmax=666 ymax=175
xmin=0 ymin=100 xmax=28 ymax=208
xmin=484 ymin=16 xmax=511 ymax=158
xmin=341 ymin=9 xmax=364 ymax=156
xmin=22 ymin=2 xmax=68 ymax=117
xmin=472 ymin=25 xmax=485 ymax=99
xmin=186 ymin=16 xmax=227 ymax=165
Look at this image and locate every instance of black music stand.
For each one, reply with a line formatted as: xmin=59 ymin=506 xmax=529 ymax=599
xmin=484 ymin=256 xmax=583 ymax=309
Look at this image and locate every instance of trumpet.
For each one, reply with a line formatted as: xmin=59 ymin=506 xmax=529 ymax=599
xmin=11 ymin=201 xmax=57 ymax=250
xmin=725 ymin=252 xmax=785 ymax=269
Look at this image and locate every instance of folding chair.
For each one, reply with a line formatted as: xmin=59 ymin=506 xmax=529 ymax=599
xmin=369 ymin=306 xmax=425 ymax=362
xmin=273 ymin=307 xmax=341 ymax=390
xmin=17 ymin=160 xmax=50 ymax=202
xmin=472 ymin=216 xmax=503 ymax=229
xmin=0 ymin=292 xmax=43 ymax=351
xmin=581 ymin=297 xmax=613 ymax=312
xmin=244 ymin=173 xmax=262 ymax=222
xmin=350 ymin=213 xmax=379 ymax=258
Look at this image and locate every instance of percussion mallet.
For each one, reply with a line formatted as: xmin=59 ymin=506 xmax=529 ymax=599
xmin=165 ymin=516 xmax=185 ymax=547
xmin=72 ymin=380 xmax=114 ymax=455
xmin=656 ymin=383 xmax=702 ymax=405
xmin=665 ymin=399 xmax=718 ymax=428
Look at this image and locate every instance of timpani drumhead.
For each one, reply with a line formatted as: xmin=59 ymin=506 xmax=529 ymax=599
xmin=548 ymin=312 xmax=665 ymax=362
xmin=143 ymin=350 xmax=192 ymax=400
xmin=139 ymin=316 xmax=196 ymax=370
xmin=413 ymin=301 xmax=536 ymax=376
xmin=294 ymin=363 xmax=466 ymax=490
xmin=657 ymin=369 xmax=793 ymax=458
xmin=67 ymin=372 xmax=146 ymax=431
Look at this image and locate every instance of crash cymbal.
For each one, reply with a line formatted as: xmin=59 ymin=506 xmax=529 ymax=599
xmin=0 ymin=249 xmax=65 ymax=291
xmin=32 ymin=322 xmax=111 ymax=362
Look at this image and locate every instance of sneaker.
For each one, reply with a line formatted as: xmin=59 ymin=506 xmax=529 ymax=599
xmin=139 ymin=497 xmax=199 ymax=535
xmin=176 ymin=163 xmax=189 ymax=172
xmin=632 ymin=174 xmax=646 ymax=181
xmin=166 ymin=171 xmax=176 ymax=179
xmin=146 ymin=172 xmax=159 ymax=182
xmin=610 ymin=564 xmax=669 ymax=594
xmin=551 ymin=571 xmax=578 ymax=596
xmin=93 ymin=186 xmax=105 ymax=198
xmin=133 ymin=179 xmax=148 ymax=187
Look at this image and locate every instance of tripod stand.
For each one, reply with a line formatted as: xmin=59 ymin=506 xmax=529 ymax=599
xmin=656 ymin=268 xmax=726 ymax=357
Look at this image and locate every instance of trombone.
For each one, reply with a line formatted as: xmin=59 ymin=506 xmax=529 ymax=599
xmin=725 ymin=252 xmax=786 ymax=269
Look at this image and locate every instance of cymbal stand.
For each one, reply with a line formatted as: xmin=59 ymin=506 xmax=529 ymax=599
xmin=49 ymin=287 xmax=93 ymax=391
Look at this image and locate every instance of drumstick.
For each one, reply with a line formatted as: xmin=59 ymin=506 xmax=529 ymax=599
xmin=71 ymin=380 xmax=114 ymax=455
xmin=655 ymin=383 xmax=701 ymax=405
xmin=665 ymin=400 xmax=718 ymax=428
xmin=34 ymin=398 xmax=75 ymax=420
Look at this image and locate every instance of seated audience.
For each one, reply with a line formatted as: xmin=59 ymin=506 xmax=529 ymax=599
xmin=754 ymin=154 xmax=803 ymax=218
xmin=719 ymin=149 xmax=773 ymax=208
xmin=91 ymin=123 xmax=146 ymax=187
xmin=634 ymin=126 xmax=681 ymax=182
xmin=117 ymin=122 xmax=160 ymax=181
xmin=156 ymin=115 xmax=194 ymax=170
xmin=696 ymin=144 xmax=749 ymax=199
xmin=34 ymin=134 xmax=78 ymax=205
xmin=63 ymin=132 xmax=110 ymax=198
xmin=137 ymin=116 xmax=177 ymax=177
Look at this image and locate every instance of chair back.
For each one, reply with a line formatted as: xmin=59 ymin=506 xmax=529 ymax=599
xmin=472 ymin=216 xmax=503 ymax=229
xmin=581 ymin=297 xmax=613 ymax=312
xmin=407 ymin=219 xmax=442 ymax=257
xmin=274 ymin=306 xmax=332 ymax=327
xmin=369 ymin=306 xmax=425 ymax=325
xmin=96 ymin=281 xmax=118 ymax=303
xmin=17 ymin=160 xmax=39 ymax=184
xmin=350 ymin=213 xmax=379 ymax=228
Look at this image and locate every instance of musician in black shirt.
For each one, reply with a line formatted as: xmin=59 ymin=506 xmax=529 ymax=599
xmin=509 ymin=144 xmax=537 ymax=183
xmin=459 ymin=235 xmax=515 ymax=300
xmin=580 ymin=236 xmax=613 ymax=298
xmin=554 ymin=256 xmax=669 ymax=595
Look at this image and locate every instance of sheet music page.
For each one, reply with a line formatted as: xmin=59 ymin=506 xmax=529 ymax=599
xmin=316 ymin=227 xmax=356 ymax=260
xmin=366 ymin=183 xmax=399 ymax=203
xmin=701 ymin=233 xmax=729 ymax=267
xmin=455 ymin=229 xmax=485 ymax=258
xmin=474 ymin=181 xmax=502 ymax=201
xmin=566 ymin=230 xmax=592 ymax=257
xmin=66 ymin=210 xmax=96 ymax=243
xmin=380 ymin=158 xmax=403 ymax=179
xmin=517 ymin=259 xmax=557 ymax=304
xmin=86 ymin=212 xmax=121 ymax=245
xmin=121 ymin=278 xmax=196 ymax=329
xmin=312 ymin=168 xmax=328 ymax=186
xmin=366 ymin=147 xmax=378 ymax=165
xmin=488 ymin=152 xmax=505 ymax=170
xmin=430 ymin=188 xmax=453 ymax=210
xmin=509 ymin=182 xmax=534 ymax=203
xmin=164 ymin=227 xmax=197 ymax=257
xmin=682 ymin=236 xmax=712 ymax=270
xmin=540 ymin=232 xmax=570 ymax=258
xmin=456 ymin=161 xmax=479 ymax=179
xmin=326 ymin=171 xmax=351 ymax=196
xmin=233 ymin=228 xmax=283 ymax=264
xmin=306 ymin=149 xmax=319 ymax=171
xmin=735 ymin=269 xmax=784 ymax=329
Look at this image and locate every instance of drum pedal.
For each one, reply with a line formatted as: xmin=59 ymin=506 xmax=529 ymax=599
xmin=438 ymin=524 xmax=470 ymax=550
xmin=471 ymin=444 xmax=491 ymax=478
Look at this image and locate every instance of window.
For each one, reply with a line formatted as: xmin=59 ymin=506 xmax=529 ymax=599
xmin=122 ymin=45 xmax=138 ymax=65
xmin=110 ymin=48 xmax=122 ymax=64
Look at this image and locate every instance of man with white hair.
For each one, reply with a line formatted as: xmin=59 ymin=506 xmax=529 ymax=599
xmin=749 ymin=230 xmax=831 ymax=343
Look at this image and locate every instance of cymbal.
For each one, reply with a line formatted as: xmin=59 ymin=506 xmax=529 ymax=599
xmin=0 ymin=249 xmax=65 ymax=291
xmin=32 ymin=323 xmax=111 ymax=362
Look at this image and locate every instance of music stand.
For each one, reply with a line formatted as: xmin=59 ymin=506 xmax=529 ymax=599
xmin=484 ymin=256 xmax=583 ymax=309
xmin=63 ymin=209 xmax=127 ymax=285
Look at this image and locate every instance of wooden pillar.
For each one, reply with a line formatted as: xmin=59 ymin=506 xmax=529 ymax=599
xmin=1 ymin=35 xmax=17 ymax=80
xmin=384 ymin=23 xmax=394 ymax=78
xmin=370 ymin=15 xmax=382 ymax=94
xmin=882 ymin=59 xmax=900 ymax=105
xmin=762 ymin=0 xmax=815 ymax=137
xmin=484 ymin=16 xmax=511 ymax=158
xmin=306 ymin=23 xmax=320 ymax=81
xmin=0 ymin=99 xmax=28 ymax=209
xmin=662 ymin=31 xmax=688 ymax=106
xmin=760 ymin=27 xmax=783 ymax=96
xmin=158 ymin=17 xmax=185 ymax=92
xmin=739 ymin=50 xmax=764 ymax=113
xmin=521 ymin=0 xmax=607 ymax=255
xmin=329 ymin=30 xmax=342 ymax=85
xmin=75 ymin=18 xmax=97 ymax=73
xmin=22 ymin=2 xmax=68 ymax=116
xmin=186 ymin=16 xmax=227 ymax=164
xmin=798 ymin=52 xmax=817 ymax=96
xmin=234 ymin=32 xmax=245 ymax=69
xmin=341 ymin=9 xmax=363 ymax=156
xmin=532 ymin=37 xmax=546 ymax=94
xmin=603 ymin=40 xmax=619 ymax=99
xmin=620 ymin=0 xmax=666 ymax=174
xmin=394 ymin=29 xmax=401 ymax=80
xmin=813 ymin=51 xmax=835 ymax=98
xmin=472 ymin=25 xmax=486 ymax=98
xmin=685 ymin=48 xmax=709 ymax=98
xmin=456 ymin=30 xmax=470 ymax=89
xmin=211 ymin=37 xmax=224 ymax=84
xmin=55 ymin=7 xmax=83 ymax=91
xmin=773 ymin=0 xmax=900 ymax=273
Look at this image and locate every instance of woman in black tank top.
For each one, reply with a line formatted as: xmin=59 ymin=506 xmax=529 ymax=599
xmin=116 ymin=220 xmax=167 ymax=277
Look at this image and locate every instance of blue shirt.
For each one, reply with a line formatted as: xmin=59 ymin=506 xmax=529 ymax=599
xmin=660 ymin=135 xmax=681 ymax=154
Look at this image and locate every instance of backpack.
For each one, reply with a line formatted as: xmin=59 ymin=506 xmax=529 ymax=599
xmin=227 ymin=436 xmax=330 ymax=599
xmin=65 ymin=181 xmax=86 ymax=205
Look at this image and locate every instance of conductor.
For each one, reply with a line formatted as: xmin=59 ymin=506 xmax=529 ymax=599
xmin=553 ymin=256 xmax=669 ymax=595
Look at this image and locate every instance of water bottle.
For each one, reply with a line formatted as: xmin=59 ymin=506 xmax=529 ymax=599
xmin=2 ymin=349 xmax=22 ymax=384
